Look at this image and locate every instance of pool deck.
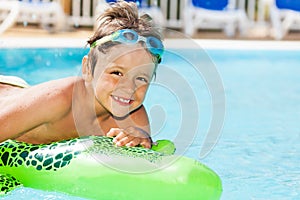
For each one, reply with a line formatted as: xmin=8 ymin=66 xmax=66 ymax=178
xmin=1 ymin=25 xmax=300 ymax=49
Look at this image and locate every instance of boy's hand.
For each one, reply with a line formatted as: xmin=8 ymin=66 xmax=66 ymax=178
xmin=106 ymin=127 xmax=152 ymax=149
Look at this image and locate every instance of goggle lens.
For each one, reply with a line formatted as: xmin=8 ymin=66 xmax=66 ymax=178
xmin=147 ymin=37 xmax=164 ymax=55
xmin=121 ymin=31 xmax=138 ymax=42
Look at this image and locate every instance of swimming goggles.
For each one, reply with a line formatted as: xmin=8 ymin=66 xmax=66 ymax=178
xmin=90 ymin=29 xmax=164 ymax=63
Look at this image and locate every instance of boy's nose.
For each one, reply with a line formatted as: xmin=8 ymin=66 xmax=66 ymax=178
xmin=117 ymin=77 xmax=136 ymax=93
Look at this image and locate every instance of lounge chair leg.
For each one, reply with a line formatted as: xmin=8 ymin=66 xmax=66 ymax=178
xmin=224 ymin=23 xmax=236 ymax=37
xmin=0 ymin=2 xmax=20 ymax=34
xmin=40 ymin=2 xmax=66 ymax=32
xmin=183 ymin=10 xmax=195 ymax=36
xmin=281 ymin=11 xmax=296 ymax=38
xmin=270 ymin=5 xmax=284 ymax=40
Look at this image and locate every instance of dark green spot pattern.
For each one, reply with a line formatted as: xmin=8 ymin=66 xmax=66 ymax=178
xmin=0 ymin=174 xmax=21 ymax=195
xmin=0 ymin=136 xmax=166 ymax=194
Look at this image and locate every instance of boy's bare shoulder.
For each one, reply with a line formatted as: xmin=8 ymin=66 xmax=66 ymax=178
xmin=32 ymin=77 xmax=84 ymax=106
xmin=29 ymin=77 xmax=82 ymax=96
xmin=9 ymin=76 xmax=85 ymax=116
xmin=36 ymin=76 xmax=82 ymax=90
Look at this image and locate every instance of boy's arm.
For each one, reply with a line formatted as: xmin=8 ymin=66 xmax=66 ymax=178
xmin=0 ymin=78 xmax=72 ymax=142
xmin=106 ymin=105 xmax=152 ymax=148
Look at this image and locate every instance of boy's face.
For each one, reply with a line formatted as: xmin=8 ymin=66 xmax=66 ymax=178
xmin=91 ymin=44 xmax=155 ymax=117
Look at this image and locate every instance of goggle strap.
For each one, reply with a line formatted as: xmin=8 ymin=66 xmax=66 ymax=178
xmin=91 ymin=31 xmax=121 ymax=48
xmin=91 ymin=35 xmax=112 ymax=48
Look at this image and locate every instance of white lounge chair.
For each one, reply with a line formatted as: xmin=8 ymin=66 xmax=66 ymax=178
xmin=0 ymin=0 xmax=65 ymax=34
xmin=270 ymin=0 xmax=300 ymax=40
xmin=94 ymin=0 xmax=165 ymax=29
xmin=183 ymin=0 xmax=249 ymax=37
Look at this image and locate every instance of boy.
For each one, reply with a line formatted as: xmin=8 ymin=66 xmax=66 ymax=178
xmin=0 ymin=0 xmax=164 ymax=148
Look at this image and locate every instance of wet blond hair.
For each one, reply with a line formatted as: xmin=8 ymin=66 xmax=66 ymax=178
xmin=87 ymin=0 xmax=163 ymax=74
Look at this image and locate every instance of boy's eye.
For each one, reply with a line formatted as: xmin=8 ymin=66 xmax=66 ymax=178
xmin=136 ymin=76 xmax=149 ymax=83
xmin=111 ymin=71 xmax=122 ymax=76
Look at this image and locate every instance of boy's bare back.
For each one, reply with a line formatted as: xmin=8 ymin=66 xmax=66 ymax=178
xmin=0 ymin=77 xmax=82 ymax=143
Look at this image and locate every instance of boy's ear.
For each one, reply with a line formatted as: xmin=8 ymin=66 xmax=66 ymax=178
xmin=82 ymin=56 xmax=92 ymax=82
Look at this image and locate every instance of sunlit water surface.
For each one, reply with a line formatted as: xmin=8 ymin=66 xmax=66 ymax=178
xmin=0 ymin=47 xmax=299 ymax=199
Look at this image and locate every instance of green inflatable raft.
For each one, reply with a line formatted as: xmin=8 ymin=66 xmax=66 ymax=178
xmin=0 ymin=136 xmax=222 ymax=199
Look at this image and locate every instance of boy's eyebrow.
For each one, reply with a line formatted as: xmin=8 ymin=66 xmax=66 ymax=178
xmin=106 ymin=63 xmax=125 ymax=69
xmin=139 ymin=72 xmax=152 ymax=78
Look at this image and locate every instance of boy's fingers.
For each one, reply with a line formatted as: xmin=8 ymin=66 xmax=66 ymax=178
xmin=126 ymin=138 xmax=140 ymax=147
xmin=106 ymin=128 xmax=122 ymax=137
xmin=106 ymin=127 xmax=152 ymax=148
xmin=116 ymin=135 xmax=134 ymax=146
xmin=140 ymin=139 xmax=151 ymax=149
xmin=113 ymin=131 xmax=128 ymax=142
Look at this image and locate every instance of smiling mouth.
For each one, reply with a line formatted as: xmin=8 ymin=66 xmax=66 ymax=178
xmin=111 ymin=95 xmax=133 ymax=106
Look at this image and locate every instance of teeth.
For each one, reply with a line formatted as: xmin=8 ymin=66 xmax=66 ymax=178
xmin=113 ymin=96 xmax=130 ymax=104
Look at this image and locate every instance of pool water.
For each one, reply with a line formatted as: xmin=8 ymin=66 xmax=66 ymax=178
xmin=0 ymin=47 xmax=299 ymax=199
xmin=202 ymin=50 xmax=300 ymax=199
